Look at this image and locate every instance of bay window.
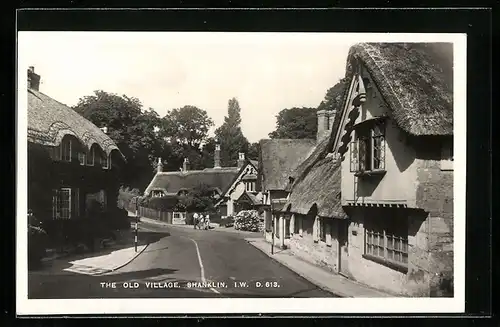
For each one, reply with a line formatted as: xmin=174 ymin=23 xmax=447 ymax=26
xmin=350 ymin=118 xmax=386 ymax=175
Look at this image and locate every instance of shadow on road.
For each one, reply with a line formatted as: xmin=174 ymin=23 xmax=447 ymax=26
xmin=35 ymin=230 xmax=171 ymax=273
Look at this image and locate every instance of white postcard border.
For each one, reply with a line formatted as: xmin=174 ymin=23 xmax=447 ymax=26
xmin=17 ymin=32 xmax=466 ymax=315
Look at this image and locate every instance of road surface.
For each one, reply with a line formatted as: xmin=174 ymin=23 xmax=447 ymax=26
xmin=29 ymin=220 xmax=337 ymax=298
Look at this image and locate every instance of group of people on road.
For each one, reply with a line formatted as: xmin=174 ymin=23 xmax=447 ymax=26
xmin=193 ymin=213 xmax=211 ymax=230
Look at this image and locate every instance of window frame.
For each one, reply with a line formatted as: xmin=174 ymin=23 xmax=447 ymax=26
xmin=52 ymin=187 xmax=72 ymax=219
xmin=78 ymin=151 xmax=86 ymax=166
xmin=350 ymin=118 xmax=387 ymax=176
xmin=99 ymin=150 xmax=109 ymax=169
xmin=87 ymin=146 xmax=95 ymax=166
xmin=319 ymin=217 xmax=327 ymax=242
xmin=60 ymin=138 xmax=72 ymax=162
xmin=294 ymin=215 xmax=300 ymax=234
xmin=363 ymin=216 xmax=409 ymax=273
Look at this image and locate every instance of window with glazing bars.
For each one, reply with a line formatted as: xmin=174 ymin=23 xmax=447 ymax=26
xmin=365 ymin=216 xmax=408 ymax=266
xmin=350 ymin=120 xmax=386 ymax=172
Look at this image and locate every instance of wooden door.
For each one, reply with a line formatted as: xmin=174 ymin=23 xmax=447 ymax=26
xmin=338 ymin=220 xmax=350 ymax=276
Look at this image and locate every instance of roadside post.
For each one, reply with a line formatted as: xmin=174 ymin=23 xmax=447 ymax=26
xmin=135 ymin=198 xmax=139 ymax=252
xmin=270 ymin=202 xmax=274 ymax=255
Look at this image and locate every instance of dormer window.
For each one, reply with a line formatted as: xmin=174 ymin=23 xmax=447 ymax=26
xmin=100 ymin=152 xmax=110 ymax=169
xmin=350 ymin=117 xmax=386 ymax=177
xmin=87 ymin=146 xmax=95 ymax=166
xmin=78 ymin=151 xmax=86 ymax=165
xmin=61 ymin=138 xmax=72 ymax=162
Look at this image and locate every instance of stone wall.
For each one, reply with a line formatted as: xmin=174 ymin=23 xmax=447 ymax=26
xmin=345 ymin=210 xmax=408 ymax=295
xmin=414 ymin=144 xmax=454 ymax=296
xmin=287 ymin=215 xmax=340 ymax=273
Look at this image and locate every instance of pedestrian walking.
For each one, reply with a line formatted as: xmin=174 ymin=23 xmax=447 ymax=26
xmin=199 ymin=215 xmax=206 ymax=230
xmin=204 ymin=214 xmax=210 ymax=230
xmin=193 ymin=212 xmax=199 ymax=229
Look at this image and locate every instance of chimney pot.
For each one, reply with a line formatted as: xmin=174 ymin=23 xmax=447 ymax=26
xmin=183 ymin=158 xmax=189 ymax=172
xmin=157 ymin=157 xmax=163 ymax=173
xmin=238 ymin=152 xmax=246 ymax=169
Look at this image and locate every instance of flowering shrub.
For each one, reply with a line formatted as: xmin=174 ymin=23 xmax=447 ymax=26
xmin=234 ymin=210 xmax=261 ymax=232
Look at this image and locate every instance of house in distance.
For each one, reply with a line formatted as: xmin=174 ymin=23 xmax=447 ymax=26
xmin=142 ymin=143 xmax=261 ymax=220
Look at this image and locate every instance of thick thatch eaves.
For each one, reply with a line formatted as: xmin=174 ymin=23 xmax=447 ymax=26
xmin=284 ymin=157 xmax=346 ymax=219
xmin=28 ymin=89 xmax=124 ymax=158
xmin=345 ymin=42 xmax=453 ymax=136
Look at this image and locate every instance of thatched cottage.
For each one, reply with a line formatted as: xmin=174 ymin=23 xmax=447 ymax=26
xmin=27 ymin=66 xmax=126 ymax=221
xmin=259 ymin=106 xmax=338 ymax=248
xmin=143 ymin=145 xmax=261 ymax=218
xmin=284 ymin=43 xmax=454 ymax=297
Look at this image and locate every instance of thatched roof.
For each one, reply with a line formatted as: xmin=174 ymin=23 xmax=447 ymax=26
xmin=283 ymin=82 xmax=349 ymax=216
xmin=144 ymin=167 xmax=239 ymax=196
xmin=346 ymin=43 xmax=453 ymax=136
xmin=259 ymin=139 xmax=316 ymax=191
xmin=284 ymin=157 xmax=346 ymax=219
xmin=28 ymin=88 xmax=124 ymax=157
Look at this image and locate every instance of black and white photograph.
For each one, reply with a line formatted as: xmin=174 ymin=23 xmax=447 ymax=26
xmin=17 ymin=31 xmax=466 ymax=315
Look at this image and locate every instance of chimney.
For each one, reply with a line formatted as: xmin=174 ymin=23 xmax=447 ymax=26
xmin=27 ymin=66 xmax=40 ymax=91
xmin=316 ymin=109 xmax=329 ymax=141
xmin=214 ymin=144 xmax=221 ymax=169
xmin=238 ymin=152 xmax=246 ymax=169
xmin=327 ymin=110 xmax=336 ymax=131
xmin=183 ymin=158 xmax=189 ymax=172
xmin=157 ymin=157 xmax=163 ymax=173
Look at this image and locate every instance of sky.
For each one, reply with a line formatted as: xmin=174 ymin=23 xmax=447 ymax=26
xmin=19 ymin=32 xmax=353 ymax=143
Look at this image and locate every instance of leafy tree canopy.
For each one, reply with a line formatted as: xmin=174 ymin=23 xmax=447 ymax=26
xmin=214 ymin=98 xmax=250 ymax=167
xmin=73 ymin=90 xmax=164 ymax=190
xmin=161 ymin=105 xmax=214 ymax=150
xmin=269 ymin=107 xmax=317 ymax=139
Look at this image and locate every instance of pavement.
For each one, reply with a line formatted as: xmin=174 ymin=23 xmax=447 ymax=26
xmin=245 ymin=238 xmax=396 ymax=298
xmin=29 ymin=217 xmax=337 ymax=299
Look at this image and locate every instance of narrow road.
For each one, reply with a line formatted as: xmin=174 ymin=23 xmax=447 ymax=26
xmin=29 ymin=221 xmax=336 ymax=298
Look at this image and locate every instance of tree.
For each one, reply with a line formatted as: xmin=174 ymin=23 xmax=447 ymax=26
xmin=161 ymin=105 xmax=214 ymax=150
xmin=73 ymin=90 xmax=165 ymax=190
xmin=160 ymin=105 xmax=214 ymax=171
xmin=214 ymin=98 xmax=250 ymax=167
xmin=320 ymin=77 xmax=349 ymax=113
xmin=247 ymin=142 xmax=260 ymax=161
xmin=269 ymin=107 xmax=317 ymax=139
xmin=200 ymin=137 xmax=217 ymax=168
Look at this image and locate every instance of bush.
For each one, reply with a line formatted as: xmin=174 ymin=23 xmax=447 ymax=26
xmin=234 ymin=210 xmax=261 ymax=232
xmin=147 ymin=196 xmax=178 ymax=211
xmin=117 ymin=186 xmax=142 ymax=210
